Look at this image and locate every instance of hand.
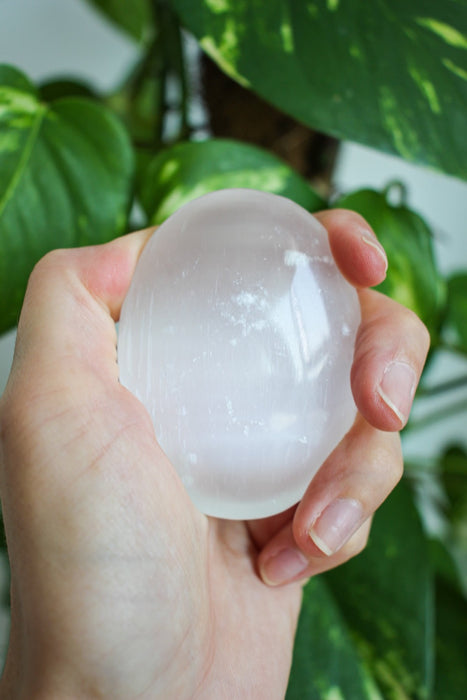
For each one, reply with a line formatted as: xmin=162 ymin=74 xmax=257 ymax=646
xmin=0 ymin=210 xmax=429 ymax=699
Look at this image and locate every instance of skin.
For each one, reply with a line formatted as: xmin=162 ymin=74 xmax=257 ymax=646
xmin=0 ymin=210 xmax=430 ymax=699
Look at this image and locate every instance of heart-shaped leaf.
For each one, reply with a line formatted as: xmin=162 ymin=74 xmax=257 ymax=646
xmin=138 ymin=138 xmax=326 ymax=224
xmin=0 ymin=65 xmax=134 ymax=334
xmin=171 ymin=0 xmax=467 ymax=180
xmin=334 ymin=187 xmax=446 ymax=340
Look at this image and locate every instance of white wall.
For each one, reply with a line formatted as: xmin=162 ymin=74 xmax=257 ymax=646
xmin=0 ymin=0 xmax=137 ymax=89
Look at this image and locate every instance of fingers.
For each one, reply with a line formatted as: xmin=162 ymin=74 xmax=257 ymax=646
xmin=352 ymin=289 xmax=430 ymax=430
xmin=315 ymin=209 xmax=388 ymax=288
xmin=315 ymin=208 xmax=430 ymax=430
xmin=254 ymin=214 xmax=429 ymax=584
xmin=259 ymin=518 xmax=373 ymax=587
xmin=257 ymin=416 xmax=402 ymax=586
xmin=248 ymin=506 xmax=297 ymax=552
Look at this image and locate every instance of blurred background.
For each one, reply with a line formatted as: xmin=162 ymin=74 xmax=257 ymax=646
xmin=1 ymin=0 xmax=467 ymax=676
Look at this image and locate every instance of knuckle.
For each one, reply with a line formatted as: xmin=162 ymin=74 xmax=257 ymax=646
xmin=364 ymin=435 xmax=403 ymax=497
xmin=419 ymin=319 xmax=431 ymax=355
xmin=377 ymin=436 xmax=403 ymax=484
xmin=341 ymin=522 xmax=371 ymax=561
xmin=399 ymin=306 xmax=431 ymax=355
xmin=28 ymin=248 xmax=74 ymax=288
xmin=31 ymin=247 xmax=67 ymax=276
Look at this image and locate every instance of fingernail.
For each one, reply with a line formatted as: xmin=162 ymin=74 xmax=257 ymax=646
xmin=309 ymin=498 xmax=363 ymax=556
xmin=260 ymin=547 xmax=309 ymax=586
xmin=361 ymin=234 xmax=388 ymax=273
xmin=377 ymin=361 xmax=417 ymax=425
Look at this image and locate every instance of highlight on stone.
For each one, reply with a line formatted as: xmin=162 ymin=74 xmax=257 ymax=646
xmin=118 ymin=189 xmax=360 ymax=519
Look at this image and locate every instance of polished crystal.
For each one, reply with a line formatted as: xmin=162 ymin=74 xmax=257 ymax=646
xmin=118 ymin=189 xmax=360 ymax=519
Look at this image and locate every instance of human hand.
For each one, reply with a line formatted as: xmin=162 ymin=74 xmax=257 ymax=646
xmin=0 ymin=210 xmax=429 ymax=699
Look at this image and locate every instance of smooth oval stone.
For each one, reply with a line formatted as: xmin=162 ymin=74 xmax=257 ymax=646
xmin=118 ymin=189 xmax=360 ymax=519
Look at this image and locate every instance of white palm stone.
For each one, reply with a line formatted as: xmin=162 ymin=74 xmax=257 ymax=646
xmin=118 ymin=189 xmax=360 ymax=520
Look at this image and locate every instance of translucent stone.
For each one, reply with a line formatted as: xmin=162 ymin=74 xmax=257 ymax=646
xmin=118 ymin=189 xmax=360 ymax=520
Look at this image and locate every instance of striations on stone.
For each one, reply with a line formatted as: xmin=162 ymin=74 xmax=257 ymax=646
xmin=118 ymin=189 xmax=360 ymax=519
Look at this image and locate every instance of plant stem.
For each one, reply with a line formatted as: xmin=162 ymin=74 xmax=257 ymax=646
xmin=435 ymin=340 xmax=467 ymax=359
xmin=407 ymin=397 xmax=467 ymax=432
xmin=172 ymin=18 xmax=190 ymax=140
xmin=150 ymin=0 xmax=168 ymax=148
xmin=153 ymin=0 xmax=191 ymax=143
xmin=418 ymin=375 xmax=467 ymax=397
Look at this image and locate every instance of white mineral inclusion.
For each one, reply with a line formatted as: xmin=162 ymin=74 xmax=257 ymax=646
xmin=118 ymin=189 xmax=361 ymax=520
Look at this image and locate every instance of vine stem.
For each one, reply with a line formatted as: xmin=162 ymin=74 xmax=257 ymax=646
xmin=153 ymin=0 xmax=191 ymax=144
xmin=150 ymin=0 xmax=169 ymax=148
xmin=406 ymin=397 xmax=467 ymax=432
xmin=417 ymin=375 xmax=467 ymax=397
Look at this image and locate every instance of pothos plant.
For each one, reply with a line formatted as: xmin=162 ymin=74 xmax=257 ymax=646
xmin=1 ymin=1 xmax=467 ymax=697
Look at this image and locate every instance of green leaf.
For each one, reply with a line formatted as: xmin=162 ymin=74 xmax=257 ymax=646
xmin=83 ymin=0 xmax=153 ymax=41
xmin=442 ymin=273 xmax=467 ymax=355
xmin=0 ymin=64 xmax=134 ymax=334
xmin=324 ymin=482 xmax=435 ymax=700
xmin=287 ymin=578 xmax=383 ymax=699
xmin=334 ymin=186 xmax=446 ymax=339
xmin=138 ymin=138 xmax=326 ymax=224
xmin=434 ymin=578 xmax=467 ymax=699
xmin=171 ymin=0 xmax=467 ymax=180
xmin=429 ymin=537 xmax=464 ymax=591
xmin=288 ymin=483 xmax=434 ymax=699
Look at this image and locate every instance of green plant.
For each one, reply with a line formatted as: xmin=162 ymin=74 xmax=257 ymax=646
xmin=1 ymin=1 xmax=467 ymax=697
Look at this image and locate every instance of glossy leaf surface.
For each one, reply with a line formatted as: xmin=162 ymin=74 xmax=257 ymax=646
xmin=171 ymin=0 xmax=467 ymax=180
xmin=0 ymin=65 xmax=134 ymax=333
xmin=138 ymin=138 xmax=326 ymax=224
xmin=286 ymin=577 xmax=382 ymax=699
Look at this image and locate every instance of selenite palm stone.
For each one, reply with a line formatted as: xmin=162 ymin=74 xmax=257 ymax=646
xmin=118 ymin=189 xmax=360 ymax=520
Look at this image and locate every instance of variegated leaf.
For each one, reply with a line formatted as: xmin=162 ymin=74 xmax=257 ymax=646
xmin=171 ymin=0 xmax=467 ymax=180
xmin=0 ymin=65 xmax=134 ymax=333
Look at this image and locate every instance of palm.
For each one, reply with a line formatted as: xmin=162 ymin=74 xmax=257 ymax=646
xmin=202 ymin=518 xmax=302 ymax=697
xmin=1 ymin=373 xmax=301 ymax=698
xmin=1 ymin=222 xmax=428 ymax=698
xmin=100 ymin=390 xmax=302 ymax=698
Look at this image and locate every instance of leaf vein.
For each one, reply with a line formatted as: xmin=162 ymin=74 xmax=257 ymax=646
xmin=0 ymin=102 xmax=47 ymax=223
